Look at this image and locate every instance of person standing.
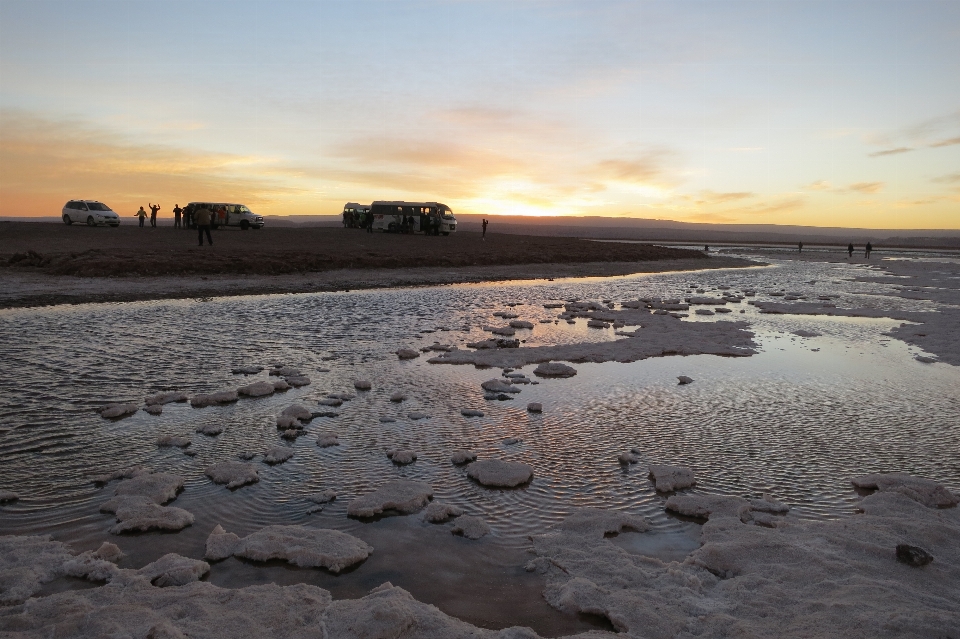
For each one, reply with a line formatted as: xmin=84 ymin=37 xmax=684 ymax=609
xmin=865 ymin=242 xmax=872 ymax=259
xmin=798 ymin=241 xmax=803 ymax=253
xmin=173 ymin=204 xmax=182 ymax=229
xmin=148 ymin=203 xmax=160 ymax=228
xmin=135 ymin=206 xmax=147 ymax=228
xmin=847 ymin=243 xmax=854 ymax=258
xmin=481 ymin=218 xmax=488 ymax=240
xmin=366 ymin=211 xmax=373 ymax=233
xmin=195 ymin=205 xmax=213 ymax=246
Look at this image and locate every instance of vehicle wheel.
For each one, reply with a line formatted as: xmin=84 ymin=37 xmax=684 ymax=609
xmin=63 ymin=215 xmax=72 ymax=225
xmin=442 ymin=232 xmax=449 ymax=236
xmin=240 ymin=220 xmax=249 ymax=230
xmin=87 ymin=216 xmax=95 ymax=226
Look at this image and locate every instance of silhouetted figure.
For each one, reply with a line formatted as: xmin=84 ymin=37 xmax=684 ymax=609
xmin=848 ymin=243 xmax=854 ymax=258
xmin=217 ymin=205 xmax=227 ymax=227
xmin=136 ymin=206 xmax=147 ymax=228
xmin=865 ymin=242 xmax=872 ymax=258
xmin=798 ymin=241 xmax=803 ymax=253
xmin=173 ymin=204 xmax=182 ymax=229
xmin=482 ymin=218 xmax=488 ymax=240
xmin=704 ymin=245 xmax=709 ymax=252
xmin=148 ymin=203 xmax=160 ymax=228
xmin=366 ymin=212 xmax=373 ymax=233
xmin=195 ymin=205 xmax=213 ymax=246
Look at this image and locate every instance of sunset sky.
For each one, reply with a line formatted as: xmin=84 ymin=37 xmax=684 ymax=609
xmin=1 ymin=0 xmax=958 ymax=228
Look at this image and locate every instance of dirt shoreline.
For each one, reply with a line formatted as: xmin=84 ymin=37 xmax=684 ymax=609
xmin=0 ymin=256 xmax=759 ymax=309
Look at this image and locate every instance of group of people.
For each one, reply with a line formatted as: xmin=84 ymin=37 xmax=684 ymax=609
xmin=131 ymin=203 xmax=219 ymax=245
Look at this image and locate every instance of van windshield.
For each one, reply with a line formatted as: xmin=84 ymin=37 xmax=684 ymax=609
xmin=86 ymin=202 xmax=112 ymax=211
xmin=238 ymin=205 xmax=252 ymax=214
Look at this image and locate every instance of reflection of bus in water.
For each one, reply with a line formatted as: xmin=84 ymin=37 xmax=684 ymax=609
xmin=341 ymin=202 xmax=371 ymax=228
xmin=370 ymin=201 xmax=457 ymax=235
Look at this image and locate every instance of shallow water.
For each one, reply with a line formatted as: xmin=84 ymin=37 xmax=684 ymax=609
xmin=1 ymin=254 xmax=958 ymax=633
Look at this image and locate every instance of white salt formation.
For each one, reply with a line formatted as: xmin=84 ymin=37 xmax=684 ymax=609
xmin=423 ymin=502 xmax=464 ymax=522
xmin=316 ymin=432 xmax=339 ymax=447
xmin=144 ymin=404 xmax=163 ymax=415
xmin=665 ymin=493 xmax=750 ymax=520
xmin=306 ymin=489 xmax=338 ymax=504
xmin=390 ymin=391 xmax=406 ymax=402
xmin=461 ymin=408 xmax=485 ymax=417
xmin=502 ymin=437 xmax=521 ymax=445
xmin=156 ymin=435 xmax=191 ymax=448
xmin=347 ymin=480 xmax=433 ymax=517
xmin=100 ymin=496 xmax=195 ymax=534
xmin=750 ymin=494 xmax=790 ymax=513
xmin=276 ymin=414 xmax=301 ymax=429
xmin=206 ymin=524 xmax=373 ymax=573
xmin=190 ymin=390 xmax=238 ymax=407
xmin=386 ymin=449 xmax=417 ymax=465
xmin=527 ymin=402 xmax=543 ymax=412
xmin=407 ymin=411 xmax=429 ymax=420
xmin=263 ymin=446 xmax=294 ymax=465
xmin=318 ymin=397 xmax=343 ymax=406
xmin=467 ymin=459 xmax=534 ymax=487
xmin=648 ymin=465 xmax=696 ymax=491
xmin=618 ymin=451 xmax=639 ymax=464
xmin=107 ymin=473 xmax=184 ymax=505
xmin=451 ymin=515 xmax=491 ymax=539
xmin=270 ymin=366 xmax=301 ymax=377
xmin=281 ymin=404 xmax=313 ymax=421
xmin=396 ymin=348 xmax=420 ymax=359
xmin=509 ymin=320 xmax=535 ymax=329
xmin=792 ymin=329 xmax=822 ymax=338
xmin=91 ymin=465 xmax=148 ymax=485
xmin=851 ymin=473 xmax=959 ymax=508
xmin=145 ymin=391 xmax=188 ymax=406
xmin=480 ymin=378 xmax=521 ymax=393
xmin=205 ymin=461 xmax=259 ymax=489
xmin=285 ymin=375 xmax=311 ymax=387
xmin=137 ymin=553 xmax=209 ymax=587
xmin=238 ymin=380 xmax=275 ymax=397
xmin=272 ymin=379 xmax=291 ymax=391
xmin=450 ymin=449 xmax=477 ymax=464
xmin=354 ymin=379 xmax=372 ymax=390
xmin=195 ymin=423 xmax=224 ymax=436
xmin=231 ymin=365 xmax=263 ymax=374
xmin=677 ymin=375 xmax=694 ymax=385
xmin=533 ymin=362 xmax=578 ymax=377
xmin=99 ymin=402 xmax=138 ymax=419
xmin=0 ymin=535 xmax=75 ymax=604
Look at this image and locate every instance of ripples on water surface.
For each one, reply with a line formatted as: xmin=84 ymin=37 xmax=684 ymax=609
xmin=1 ymin=255 xmax=958 ymax=632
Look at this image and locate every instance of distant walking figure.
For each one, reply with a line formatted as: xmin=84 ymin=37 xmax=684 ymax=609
xmin=366 ymin=212 xmax=373 ymax=233
xmin=482 ymin=218 xmax=488 ymax=240
xmin=195 ymin=205 xmax=213 ymax=246
xmin=798 ymin=241 xmax=803 ymax=253
xmin=704 ymin=245 xmax=709 ymax=252
xmin=136 ymin=206 xmax=147 ymax=228
xmin=148 ymin=203 xmax=160 ymax=228
xmin=865 ymin=242 xmax=872 ymax=259
xmin=173 ymin=204 xmax=182 ymax=229
xmin=847 ymin=243 xmax=854 ymax=258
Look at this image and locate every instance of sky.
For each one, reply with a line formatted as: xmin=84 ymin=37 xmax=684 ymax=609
xmin=0 ymin=0 xmax=958 ymax=228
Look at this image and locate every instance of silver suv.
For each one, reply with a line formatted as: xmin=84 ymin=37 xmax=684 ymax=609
xmin=62 ymin=200 xmax=120 ymax=227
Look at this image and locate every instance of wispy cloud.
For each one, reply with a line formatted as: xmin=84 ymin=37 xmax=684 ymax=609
xmin=932 ymin=172 xmax=960 ymax=184
xmin=848 ymin=182 xmax=884 ymax=194
xmin=869 ymin=147 xmax=912 ymax=157
xmin=803 ymin=180 xmax=833 ymax=191
xmin=930 ymin=136 xmax=960 ymax=148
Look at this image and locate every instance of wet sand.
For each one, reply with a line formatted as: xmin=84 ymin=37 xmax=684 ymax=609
xmin=0 ymin=222 xmax=757 ymax=308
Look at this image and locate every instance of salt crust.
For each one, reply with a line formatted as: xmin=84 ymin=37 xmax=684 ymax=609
xmin=0 ymin=491 xmax=18 ymax=503
xmin=347 ymin=480 xmax=433 ymax=517
xmin=91 ymin=465 xmax=148 ymax=485
xmin=397 ymin=348 xmax=420 ymax=359
xmin=237 ymin=380 xmax=275 ymax=397
xmin=534 ymin=362 xmax=578 ymax=377
xmin=204 ymin=524 xmax=373 ymax=573
xmin=387 ymin=449 xmax=418 ymax=465
xmin=481 ymin=379 xmax=521 ymax=393
xmin=851 ymin=473 xmax=959 ymax=508
xmin=665 ymin=494 xmax=750 ymax=520
xmin=432 ymin=313 xmax=756 ymax=369
xmin=145 ymin=391 xmax=188 ymax=406
xmin=100 ymin=496 xmax=195 ymax=534
xmin=467 ymin=459 xmax=534 ymax=487
xmin=354 ymin=379 xmax=372 ymax=390
xmin=231 ymin=365 xmax=262 ymax=375
xmin=204 ymin=461 xmax=259 ymax=489
xmin=527 ymin=402 xmax=543 ymax=413
xmin=281 ymin=404 xmax=313 ymax=420
xmin=196 ymin=423 xmax=223 ymax=436
xmin=423 ymin=502 xmax=464 ymax=523
xmin=144 ymin=404 xmax=163 ymax=415
xmin=263 ymin=446 xmax=294 ymax=465
xmin=450 ymin=449 xmax=477 ymax=464
xmin=316 ymin=432 xmax=339 ymax=447
xmin=285 ymin=375 xmax=311 ymax=387
xmin=451 ymin=515 xmax=491 ymax=539
xmin=306 ymin=489 xmax=338 ymax=504
xmin=648 ymin=465 xmax=697 ymax=492
xmin=190 ymin=390 xmax=238 ymax=408
xmin=526 ymin=491 xmax=960 ymax=637
xmin=138 ymin=553 xmax=210 ymax=587
xmin=677 ymin=375 xmax=694 ymax=385
xmin=461 ymin=408 xmax=485 ymax=417
xmin=99 ymin=402 xmax=138 ymax=419
xmin=105 ymin=473 xmax=184 ymax=506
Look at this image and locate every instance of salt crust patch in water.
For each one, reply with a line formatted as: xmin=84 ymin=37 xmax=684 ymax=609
xmin=100 ymin=496 xmax=195 ymax=534
xmin=263 ymin=446 xmax=294 ymax=465
xmin=648 ymin=465 xmax=696 ymax=492
xmin=347 ymin=480 xmax=433 ymax=518
xmin=467 ymin=459 xmax=534 ymax=487
xmin=432 ymin=313 xmax=756 ymax=368
xmin=423 ymin=502 xmax=463 ymax=523
xmin=204 ymin=524 xmax=372 ymax=573
xmin=99 ymin=402 xmax=138 ymax=419
xmin=451 ymin=515 xmax=492 ymax=539
xmin=190 ymin=390 xmax=238 ymax=408
xmin=851 ymin=473 xmax=959 ymax=508
xmin=204 ymin=461 xmax=259 ymax=489
xmin=237 ymin=380 xmax=275 ymax=397
xmin=450 ymin=449 xmax=477 ymax=464
xmin=144 ymin=391 xmax=188 ymax=406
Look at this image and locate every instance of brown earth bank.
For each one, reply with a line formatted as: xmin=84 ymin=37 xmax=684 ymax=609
xmin=2 ymin=222 xmax=707 ymax=277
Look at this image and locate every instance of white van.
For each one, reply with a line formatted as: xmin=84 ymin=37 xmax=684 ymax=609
xmin=370 ymin=201 xmax=457 ymax=235
xmin=184 ymin=202 xmax=264 ymax=230
xmin=62 ymin=200 xmax=121 ymax=227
